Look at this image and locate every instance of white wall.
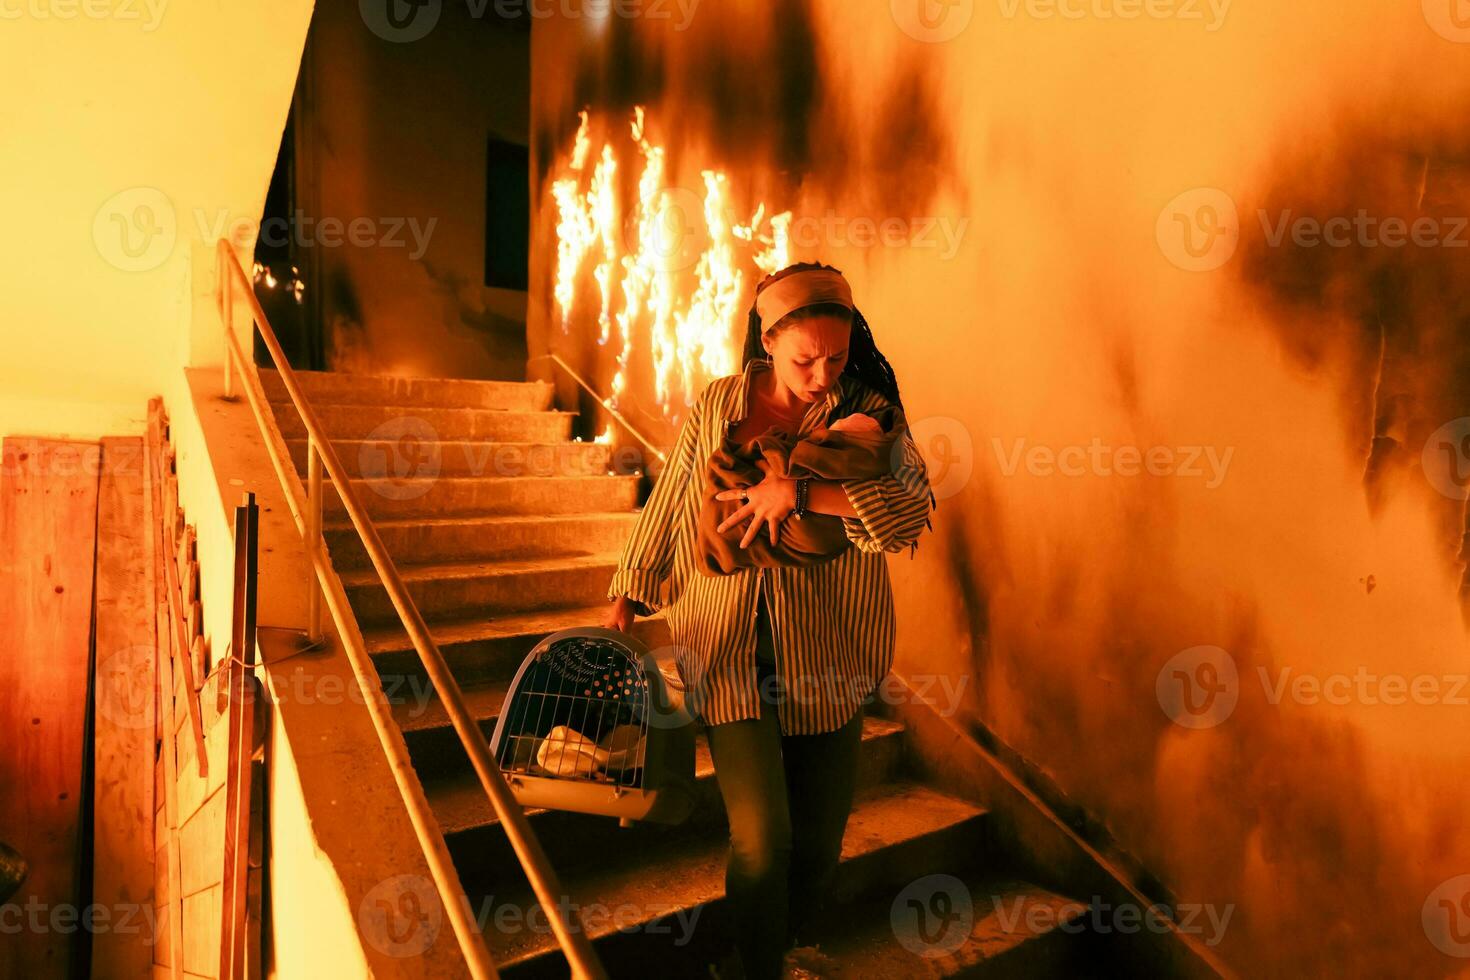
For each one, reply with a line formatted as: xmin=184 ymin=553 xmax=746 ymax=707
xmin=0 ymin=0 xmax=315 ymax=440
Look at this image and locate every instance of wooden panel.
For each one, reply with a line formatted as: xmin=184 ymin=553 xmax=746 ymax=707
xmin=93 ymin=436 xmax=158 ymax=980
xmin=155 ymin=759 xmax=166 ymax=843
xmin=148 ymin=400 xmax=186 ymax=980
xmin=153 ymin=898 xmax=174 ymax=969
xmin=178 ymin=787 xmax=226 ymax=900
xmin=177 ymin=722 xmax=228 ymax=827
xmin=153 ymin=844 xmax=171 ymax=934
xmin=0 ymin=438 xmax=101 ymax=979
xmin=181 ymin=884 xmax=222 ymax=978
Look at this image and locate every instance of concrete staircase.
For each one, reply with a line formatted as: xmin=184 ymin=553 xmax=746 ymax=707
xmin=263 ymin=368 xmax=1111 ymax=979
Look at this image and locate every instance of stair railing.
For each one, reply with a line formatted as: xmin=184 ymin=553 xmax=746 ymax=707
xmin=527 ymin=353 xmax=668 ymax=466
xmin=215 ymin=240 xmax=608 ymax=980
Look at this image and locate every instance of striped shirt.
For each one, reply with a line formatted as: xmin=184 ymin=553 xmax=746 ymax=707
xmin=606 ymin=357 xmax=936 ymax=734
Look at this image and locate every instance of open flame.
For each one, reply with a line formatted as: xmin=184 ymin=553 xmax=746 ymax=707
xmin=551 ymin=106 xmax=791 ymax=418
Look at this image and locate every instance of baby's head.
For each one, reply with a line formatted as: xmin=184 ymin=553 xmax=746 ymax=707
xmin=827 ymin=412 xmax=881 ymax=434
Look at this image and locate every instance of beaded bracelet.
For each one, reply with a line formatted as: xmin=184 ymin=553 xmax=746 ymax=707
xmin=793 ymin=477 xmax=809 ymax=520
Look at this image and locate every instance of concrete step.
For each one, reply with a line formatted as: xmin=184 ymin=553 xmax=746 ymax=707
xmin=475 ymin=781 xmax=993 ymax=976
xmin=323 ymin=474 xmax=641 ymax=520
xmin=342 ymin=554 xmax=621 ymax=625
xmin=425 ymin=709 xmax=908 ymax=881
xmin=324 ymin=511 xmax=640 ymax=570
xmin=784 ymin=875 xmax=1098 ymax=979
xmin=366 ymin=605 xmax=673 ymax=692
xmin=286 ymin=438 xmax=617 ymax=480
xmin=269 ymin=401 xmax=576 ymax=443
xmin=260 ymin=368 xmax=554 ymax=411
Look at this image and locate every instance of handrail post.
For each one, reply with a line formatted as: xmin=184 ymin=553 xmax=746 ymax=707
xmin=306 ymin=437 xmax=323 ymax=644
xmin=222 ymin=245 xmax=236 ymax=402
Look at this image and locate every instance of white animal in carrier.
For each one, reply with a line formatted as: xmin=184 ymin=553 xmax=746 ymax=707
xmin=489 ymin=627 xmax=696 ymax=826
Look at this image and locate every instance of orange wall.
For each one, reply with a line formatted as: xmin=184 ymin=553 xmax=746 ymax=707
xmin=530 ymin=3 xmax=1470 ymax=974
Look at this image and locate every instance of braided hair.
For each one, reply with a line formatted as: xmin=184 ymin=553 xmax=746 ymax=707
xmin=741 ymin=262 xmax=904 ymax=409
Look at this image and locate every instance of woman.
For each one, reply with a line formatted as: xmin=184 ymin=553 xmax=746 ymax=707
xmin=601 ymin=262 xmax=935 ymax=979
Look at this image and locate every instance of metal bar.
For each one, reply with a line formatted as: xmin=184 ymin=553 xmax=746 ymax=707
xmin=220 ymin=493 xmax=260 ymax=980
xmin=216 ymin=241 xmax=608 ymax=980
xmin=306 ymin=439 xmax=323 ymax=644
xmin=527 ymin=352 xmax=667 ymax=465
xmin=223 ymin=246 xmax=236 ymax=401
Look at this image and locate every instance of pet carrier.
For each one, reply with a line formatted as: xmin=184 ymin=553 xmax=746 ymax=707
xmin=488 ymin=626 xmax=697 ymax=826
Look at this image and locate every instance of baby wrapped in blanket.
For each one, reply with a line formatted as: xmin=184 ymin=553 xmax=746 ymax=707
xmin=696 ymin=402 xmax=907 ymax=575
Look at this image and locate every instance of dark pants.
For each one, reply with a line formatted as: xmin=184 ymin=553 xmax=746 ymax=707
xmin=704 ymin=590 xmax=864 ymax=980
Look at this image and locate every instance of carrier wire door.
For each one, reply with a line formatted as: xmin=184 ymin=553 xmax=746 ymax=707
xmin=489 ymin=627 xmax=695 ymax=826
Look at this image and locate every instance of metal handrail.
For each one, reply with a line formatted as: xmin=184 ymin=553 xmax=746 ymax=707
xmin=527 ymin=352 xmax=668 ymax=465
xmin=215 ymin=241 xmax=608 ymax=980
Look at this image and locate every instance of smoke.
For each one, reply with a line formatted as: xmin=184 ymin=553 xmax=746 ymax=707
xmin=532 ymin=1 xmax=1470 ymax=973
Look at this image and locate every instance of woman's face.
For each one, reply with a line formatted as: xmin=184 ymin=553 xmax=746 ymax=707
xmin=761 ymin=314 xmax=852 ymax=404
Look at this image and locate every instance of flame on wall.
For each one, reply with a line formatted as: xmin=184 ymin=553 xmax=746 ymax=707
xmin=551 ymin=107 xmax=792 ymax=417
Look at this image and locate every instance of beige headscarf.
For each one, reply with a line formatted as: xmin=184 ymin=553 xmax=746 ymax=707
xmin=755 ymin=267 xmax=854 ymax=334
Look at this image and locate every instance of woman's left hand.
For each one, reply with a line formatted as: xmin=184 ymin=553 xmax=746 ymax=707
xmin=715 ymin=466 xmax=796 ymax=549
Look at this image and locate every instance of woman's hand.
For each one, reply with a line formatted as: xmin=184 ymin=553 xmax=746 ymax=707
xmin=714 ymin=468 xmax=797 ymax=549
xmin=603 ymin=595 xmax=638 ymax=633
